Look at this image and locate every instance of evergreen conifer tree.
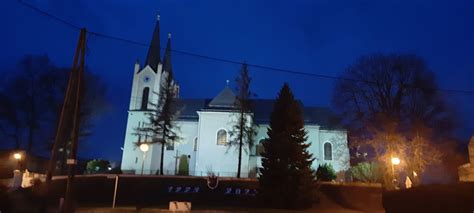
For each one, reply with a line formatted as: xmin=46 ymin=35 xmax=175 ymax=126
xmin=259 ymin=83 xmax=315 ymax=209
xmin=136 ymin=69 xmax=180 ymax=175
xmin=150 ymin=70 xmax=180 ymax=175
xmin=230 ymin=63 xmax=257 ymax=178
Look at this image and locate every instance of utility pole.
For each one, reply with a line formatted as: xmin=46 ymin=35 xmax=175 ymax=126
xmin=44 ymin=28 xmax=87 ymax=213
xmin=63 ymin=28 xmax=87 ymax=213
xmin=46 ymin=29 xmax=85 ymax=183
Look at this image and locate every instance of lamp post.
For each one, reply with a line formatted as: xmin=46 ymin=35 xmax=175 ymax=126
xmin=139 ymin=143 xmax=149 ymax=175
xmin=13 ymin=152 xmax=22 ymax=170
xmin=391 ymin=157 xmax=400 ymax=188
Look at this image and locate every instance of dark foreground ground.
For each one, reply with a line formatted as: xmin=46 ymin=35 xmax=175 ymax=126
xmin=1 ymin=175 xmax=384 ymax=212
xmin=3 ymin=175 xmax=473 ymax=212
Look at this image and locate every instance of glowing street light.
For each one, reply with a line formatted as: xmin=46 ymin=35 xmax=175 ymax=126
xmin=390 ymin=156 xmax=401 ymax=189
xmin=13 ymin=152 xmax=22 ymax=170
xmin=139 ymin=143 xmax=149 ymax=152
xmin=13 ymin=153 xmax=22 ymax=160
xmin=139 ymin=143 xmax=150 ymax=175
xmin=391 ymin=157 xmax=400 ymax=165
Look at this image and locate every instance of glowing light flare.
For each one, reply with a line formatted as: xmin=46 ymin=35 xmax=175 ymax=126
xmin=391 ymin=157 xmax=400 ymax=165
xmin=139 ymin=143 xmax=149 ymax=152
xmin=13 ymin=153 xmax=22 ymax=160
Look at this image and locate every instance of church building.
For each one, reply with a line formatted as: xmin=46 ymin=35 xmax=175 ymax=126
xmin=120 ymin=16 xmax=350 ymax=178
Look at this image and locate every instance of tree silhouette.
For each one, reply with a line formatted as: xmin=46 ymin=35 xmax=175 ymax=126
xmin=259 ymin=83 xmax=315 ymax=209
xmin=230 ymin=63 xmax=257 ymax=178
xmin=137 ymin=70 xmax=180 ymax=175
xmin=333 ymin=53 xmax=454 ymax=187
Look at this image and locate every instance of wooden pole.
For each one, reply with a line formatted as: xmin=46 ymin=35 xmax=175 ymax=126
xmin=46 ymin=27 xmax=84 ymax=183
xmin=63 ymin=28 xmax=87 ymax=213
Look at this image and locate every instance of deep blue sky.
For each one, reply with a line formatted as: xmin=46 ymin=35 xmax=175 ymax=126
xmin=2 ymin=0 xmax=473 ymax=163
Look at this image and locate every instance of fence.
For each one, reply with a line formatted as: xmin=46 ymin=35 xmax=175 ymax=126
xmin=43 ymin=174 xmax=260 ymax=208
xmin=121 ymin=169 xmax=255 ymax=178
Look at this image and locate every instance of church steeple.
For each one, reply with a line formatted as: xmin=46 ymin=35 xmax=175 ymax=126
xmin=145 ymin=14 xmax=161 ymax=72
xmin=162 ymin=33 xmax=173 ymax=74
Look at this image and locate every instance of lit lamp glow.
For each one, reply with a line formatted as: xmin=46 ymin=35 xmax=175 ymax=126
xmin=390 ymin=156 xmax=400 ymax=190
xmin=139 ymin=143 xmax=149 ymax=175
xmin=391 ymin=157 xmax=400 ymax=165
xmin=13 ymin=153 xmax=22 ymax=160
xmin=139 ymin=143 xmax=149 ymax=152
xmin=13 ymin=152 xmax=22 ymax=171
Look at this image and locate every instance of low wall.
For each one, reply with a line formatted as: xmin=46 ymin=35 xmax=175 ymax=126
xmin=318 ymin=181 xmax=383 ymax=211
xmin=44 ymin=175 xmax=260 ymax=208
xmin=383 ymin=183 xmax=474 ymax=213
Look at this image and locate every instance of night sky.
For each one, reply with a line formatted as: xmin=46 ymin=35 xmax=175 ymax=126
xmin=2 ymin=0 xmax=473 ymax=163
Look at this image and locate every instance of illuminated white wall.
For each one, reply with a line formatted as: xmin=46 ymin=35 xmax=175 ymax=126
xmin=121 ymin=63 xmax=349 ymax=176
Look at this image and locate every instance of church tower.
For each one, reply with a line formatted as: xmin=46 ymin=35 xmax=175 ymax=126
xmin=121 ymin=14 xmax=177 ymax=174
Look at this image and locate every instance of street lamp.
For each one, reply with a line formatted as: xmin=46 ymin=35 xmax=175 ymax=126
xmin=391 ymin=157 xmax=400 ymax=189
xmin=139 ymin=143 xmax=149 ymax=175
xmin=391 ymin=157 xmax=400 ymax=165
xmin=13 ymin=152 xmax=22 ymax=170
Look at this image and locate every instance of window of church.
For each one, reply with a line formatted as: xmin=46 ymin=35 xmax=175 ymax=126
xmin=324 ymin=142 xmax=333 ymax=160
xmin=193 ymin=137 xmax=198 ymax=151
xmin=141 ymin=87 xmax=150 ymax=110
xmin=216 ymin=129 xmax=228 ymax=145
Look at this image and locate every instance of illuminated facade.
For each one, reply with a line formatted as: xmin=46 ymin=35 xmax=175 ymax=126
xmin=120 ymin=16 xmax=350 ymax=178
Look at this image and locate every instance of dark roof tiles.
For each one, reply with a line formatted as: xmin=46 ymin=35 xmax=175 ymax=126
xmin=173 ymin=98 xmax=342 ymax=129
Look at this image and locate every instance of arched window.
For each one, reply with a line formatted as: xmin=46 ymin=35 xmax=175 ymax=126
xmin=216 ymin=129 xmax=228 ymax=145
xmin=324 ymin=142 xmax=332 ymax=160
xmin=193 ymin=137 xmax=198 ymax=151
xmin=256 ymin=139 xmax=266 ymax=156
xmin=141 ymin=87 xmax=150 ymax=110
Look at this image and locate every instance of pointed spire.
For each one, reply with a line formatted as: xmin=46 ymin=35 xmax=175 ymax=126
xmin=145 ymin=13 xmax=161 ymax=72
xmin=162 ymin=32 xmax=172 ymax=74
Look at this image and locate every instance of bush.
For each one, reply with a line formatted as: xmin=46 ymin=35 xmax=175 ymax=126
xmin=316 ymin=163 xmax=337 ymax=181
xmin=85 ymin=159 xmax=111 ymax=174
xmin=350 ymin=162 xmax=382 ymax=183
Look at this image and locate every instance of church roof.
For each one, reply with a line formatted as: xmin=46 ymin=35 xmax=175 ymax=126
xmin=207 ymin=87 xmax=238 ymax=109
xmin=174 ymin=98 xmax=342 ymax=129
xmin=145 ymin=15 xmax=161 ymax=72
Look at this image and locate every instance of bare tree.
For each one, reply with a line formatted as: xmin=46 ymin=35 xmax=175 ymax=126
xmin=0 ymin=55 xmax=108 ymax=168
xmin=333 ymin=53 xmax=453 ymax=187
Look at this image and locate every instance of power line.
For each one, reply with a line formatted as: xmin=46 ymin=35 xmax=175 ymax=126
xmin=17 ymin=0 xmax=82 ymax=30
xmin=16 ymin=0 xmax=474 ymax=95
